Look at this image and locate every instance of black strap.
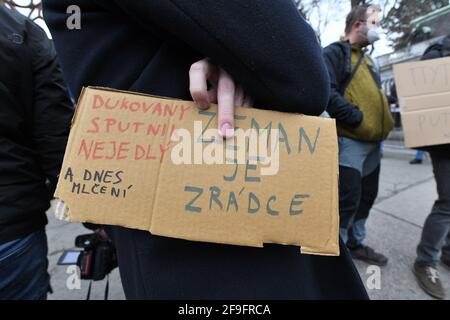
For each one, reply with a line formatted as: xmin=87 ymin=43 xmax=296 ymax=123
xmin=104 ymin=275 xmax=109 ymax=300
xmin=86 ymin=280 xmax=93 ymax=300
xmin=85 ymin=277 xmax=109 ymax=300
xmin=339 ymin=52 xmax=365 ymax=95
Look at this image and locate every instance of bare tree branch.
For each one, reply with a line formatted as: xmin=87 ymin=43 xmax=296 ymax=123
xmin=0 ymin=0 xmax=43 ymax=21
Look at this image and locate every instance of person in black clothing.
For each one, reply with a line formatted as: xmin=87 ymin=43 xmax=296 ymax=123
xmin=412 ymin=32 xmax=450 ymax=300
xmin=0 ymin=5 xmax=74 ymax=299
xmin=43 ymin=0 xmax=368 ymax=299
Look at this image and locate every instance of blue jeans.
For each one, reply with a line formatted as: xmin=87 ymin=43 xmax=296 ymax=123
xmin=416 ymin=156 xmax=450 ymax=267
xmin=0 ymin=229 xmax=50 ymax=300
xmin=338 ymin=137 xmax=381 ymax=247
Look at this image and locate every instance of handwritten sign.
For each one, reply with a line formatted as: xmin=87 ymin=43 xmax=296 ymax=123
xmin=54 ymin=87 xmax=340 ymax=256
xmin=394 ymin=56 xmax=450 ymax=148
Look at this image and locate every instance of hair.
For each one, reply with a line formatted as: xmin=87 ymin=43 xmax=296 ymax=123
xmin=345 ymin=3 xmax=380 ymax=35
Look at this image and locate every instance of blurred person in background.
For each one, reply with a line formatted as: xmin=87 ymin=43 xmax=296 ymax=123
xmin=0 ymin=4 xmax=73 ymax=300
xmin=412 ymin=31 xmax=450 ymax=300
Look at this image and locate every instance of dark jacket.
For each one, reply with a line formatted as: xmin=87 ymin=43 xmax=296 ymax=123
xmin=43 ymin=0 xmax=368 ymax=299
xmin=0 ymin=5 xmax=74 ymax=244
xmin=323 ymin=41 xmax=364 ymax=128
xmin=324 ymin=40 xmax=393 ymax=142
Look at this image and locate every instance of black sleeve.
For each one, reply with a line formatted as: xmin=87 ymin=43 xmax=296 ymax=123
xmin=26 ymin=20 xmax=74 ymax=192
xmin=421 ymin=47 xmax=442 ymax=61
xmin=104 ymin=0 xmax=330 ymax=115
xmin=323 ymin=45 xmax=363 ymax=128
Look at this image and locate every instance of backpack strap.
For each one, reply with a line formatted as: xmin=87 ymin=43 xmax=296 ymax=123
xmin=339 ymin=51 xmax=365 ymax=95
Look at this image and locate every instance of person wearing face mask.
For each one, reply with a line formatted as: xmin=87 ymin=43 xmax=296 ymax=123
xmin=323 ymin=4 xmax=394 ymax=266
xmin=0 ymin=4 xmax=74 ymax=300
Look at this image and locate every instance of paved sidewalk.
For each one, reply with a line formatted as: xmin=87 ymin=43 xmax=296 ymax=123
xmin=354 ymin=147 xmax=449 ymax=300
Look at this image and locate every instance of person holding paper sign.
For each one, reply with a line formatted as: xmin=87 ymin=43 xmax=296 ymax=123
xmin=43 ymin=0 xmax=368 ymax=299
xmin=412 ymin=32 xmax=450 ymax=300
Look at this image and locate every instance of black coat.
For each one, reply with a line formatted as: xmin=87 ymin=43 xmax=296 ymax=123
xmin=43 ymin=0 xmax=368 ymax=299
xmin=0 ymin=5 xmax=73 ymax=244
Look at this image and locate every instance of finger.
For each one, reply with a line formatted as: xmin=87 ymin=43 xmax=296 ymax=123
xmin=207 ymin=65 xmax=220 ymax=87
xmin=217 ymin=68 xmax=235 ymax=138
xmin=207 ymin=88 xmax=218 ymax=104
xmin=189 ymin=59 xmax=211 ymax=109
xmin=234 ymin=86 xmax=244 ymax=107
xmin=242 ymin=94 xmax=254 ymax=108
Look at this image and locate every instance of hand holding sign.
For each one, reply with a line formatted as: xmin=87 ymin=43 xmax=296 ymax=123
xmin=189 ymin=59 xmax=253 ymax=139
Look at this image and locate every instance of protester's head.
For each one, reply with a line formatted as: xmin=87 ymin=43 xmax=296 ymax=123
xmin=345 ymin=4 xmax=382 ymax=47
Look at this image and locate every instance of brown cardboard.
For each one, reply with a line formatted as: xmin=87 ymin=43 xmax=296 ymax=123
xmin=393 ymin=56 xmax=450 ymax=148
xmin=54 ymin=87 xmax=340 ymax=256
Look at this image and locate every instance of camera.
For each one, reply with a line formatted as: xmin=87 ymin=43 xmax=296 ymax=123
xmin=58 ymin=232 xmax=118 ymax=281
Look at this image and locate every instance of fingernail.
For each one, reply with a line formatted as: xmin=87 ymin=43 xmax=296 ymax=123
xmin=220 ymin=123 xmax=234 ymax=138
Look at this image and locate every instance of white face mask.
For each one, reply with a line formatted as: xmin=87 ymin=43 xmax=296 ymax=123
xmin=361 ymin=7 xmax=383 ymax=45
xmin=367 ymin=28 xmax=381 ymax=44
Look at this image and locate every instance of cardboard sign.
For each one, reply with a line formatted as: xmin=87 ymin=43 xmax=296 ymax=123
xmin=54 ymin=87 xmax=340 ymax=256
xmin=394 ymin=56 xmax=450 ymax=148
